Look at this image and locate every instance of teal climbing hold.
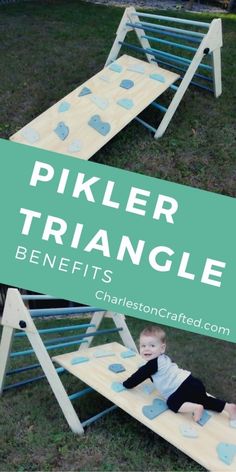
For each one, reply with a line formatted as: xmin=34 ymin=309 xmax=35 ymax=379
xmin=109 ymin=363 xmax=126 ymax=373
xmin=54 ymin=122 xmax=69 ymax=141
xmin=109 ymin=62 xmax=123 ymax=73
xmin=71 ymin=356 xmax=89 ymax=365
xmin=179 ymin=424 xmax=198 ymax=438
xmin=21 ymin=127 xmax=39 ymax=144
xmin=58 ymin=101 xmax=71 ymax=112
xmin=120 ymin=349 xmax=136 ymax=358
xmin=117 ymin=98 xmax=134 ymax=110
xmin=91 ymin=95 xmax=109 ymax=110
xmin=120 ymin=79 xmax=134 ymax=90
xmin=149 ymin=73 xmax=166 ymax=83
xmin=142 ymin=398 xmax=168 ymax=420
xmin=197 ymin=410 xmax=212 ymax=426
xmin=216 ymin=443 xmax=236 ymax=465
xmin=88 ymin=115 xmax=111 ymax=136
xmin=78 ymin=86 xmax=92 ymax=97
xmin=111 ymin=381 xmax=126 ymax=393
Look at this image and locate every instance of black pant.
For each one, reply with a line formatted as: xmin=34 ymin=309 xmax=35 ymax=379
xmin=167 ymin=375 xmax=226 ymax=413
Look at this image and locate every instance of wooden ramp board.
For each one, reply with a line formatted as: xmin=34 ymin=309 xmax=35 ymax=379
xmin=53 ymin=342 xmax=236 ymax=471
xmin=10 ymin=55 xmax=179 ymax=160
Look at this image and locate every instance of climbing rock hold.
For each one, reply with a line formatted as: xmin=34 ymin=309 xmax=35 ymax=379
xmin=54 ymin=122 xmax=69 ymax=140
xmin=78 ymin=86 xmax=92 ymax=97
xmin=149 ymin=73 xmax=166 ymax=83
xmin=58 ymin=101 xmax=71 ymax=112
xmin=117 ymin=98 xmax=134 ymax=110
xmin=109 ymin=363 xmax=126 ymax=373
xmin=21 ymin=127 xmax=39 ymax=144
xmin=142 ymin=398 xmax=168 ymax=420
xmin=120 ymin=79 xmax=134 ymax=90
xmin=88 ymin=115 xmax=111 ymax=136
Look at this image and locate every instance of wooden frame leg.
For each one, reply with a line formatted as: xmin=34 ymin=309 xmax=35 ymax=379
xmin=78 ymin=311 xmax=105 ymax=351
xmin=212 ymin=48 xmax=222 ymax=97
xmin=27 ymin=330 xmax=85 ymax=434
xmin=0 ymin=288 xmax=84 ymax=433
xmin=111 ymin=313 xmax=138 ymax=352
xmin=0 ymin=325 xmax=15 ymax=395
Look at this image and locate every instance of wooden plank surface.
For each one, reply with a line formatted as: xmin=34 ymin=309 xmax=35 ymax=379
xmin=53 ymin=342 xmax=236 ymax=471
xmin=10 ymin=55 xmax=179 ymax=160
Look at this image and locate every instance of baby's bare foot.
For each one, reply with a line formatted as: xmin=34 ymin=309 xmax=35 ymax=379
xmin=192 ymin=404 xmax=204 ymax=422
xmin=225 ymin=403 xmax=236 ymax=420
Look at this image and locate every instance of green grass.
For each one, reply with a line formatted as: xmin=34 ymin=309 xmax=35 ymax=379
xmin=0 ymin=0 xmax=236 ymax=196
xmin=0 ymin=316 xmax=236 ymax=471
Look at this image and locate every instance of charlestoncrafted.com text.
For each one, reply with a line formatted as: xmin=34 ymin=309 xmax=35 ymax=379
xmin=95 ymin=290 xmax=230 ymax=337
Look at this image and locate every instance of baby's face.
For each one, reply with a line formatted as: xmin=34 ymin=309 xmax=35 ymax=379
xmin=139 ymin=334 xmax=165 ymax=361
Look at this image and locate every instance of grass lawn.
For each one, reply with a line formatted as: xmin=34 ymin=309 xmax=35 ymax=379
xmin=0 ymin=315 xmax=236 ymax=471
xmin=0 ymin=0 xmax=236 ymax=195
xmin=0 ymin=1 xmax=236 ymax=470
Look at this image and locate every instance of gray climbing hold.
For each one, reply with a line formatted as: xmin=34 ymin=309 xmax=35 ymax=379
xmin=216 ymin=443 xmax=236 ymax=465
xmin=142 ymin=398 xmax=168 ymax=420
xmin=149 ymin=73 xmax=166 ymax=83
xmin=21 ymin=127 xmax=40 ymax=144
xmin=90 ymin=95 xmax=109 ymax=110
xmin=58 ymin=101 xmax=71 ymax=112
xmin=109 ymin=363 xmax=126 ymax=373
xmin=127 ymin=64 xmax=145 ymax=74
xmin=71 ymin=356 xmax=89 ymax=365
xmin=99 ymin=75 xmax=111 ymax=83
xmin=93 ymin=349 xmax=115 ymax=358
xmin=117 ymin=98 xmax=134 ymax=110
xmin=88 ymin=115 xmax=111 ymax=136
xmin=78 ymin=86 xmax=92 ymax=97
xmin=109 ymin=62 xmax=123 ymax=73
xmin=68 ymin=139 xmax=82 ymax=153
xmin=179 ymin=423 xmax=198 ymax=438
xmin=120 ymin=349 xmax=136 ymax=358
xmin=120 ymin=79 xmax=134 ymax=90
xmin=54 ymin=122 xmax=69 ymax=140
xmin=197 ymin=410 xmax=212 ymax=426
xmin=111 ymin=381 xmax=126 ymax=392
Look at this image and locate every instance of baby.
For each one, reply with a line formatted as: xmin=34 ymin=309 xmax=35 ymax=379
xmin=123 ymin=325 xmax=236 ymax=422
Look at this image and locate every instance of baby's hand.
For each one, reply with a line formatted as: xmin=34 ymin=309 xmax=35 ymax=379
xmin=111 ymin=381 xmax=126 ymax=393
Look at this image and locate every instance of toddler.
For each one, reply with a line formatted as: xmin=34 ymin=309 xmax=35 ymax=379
xmin=122 ymin=325 xmax=236 ymax=422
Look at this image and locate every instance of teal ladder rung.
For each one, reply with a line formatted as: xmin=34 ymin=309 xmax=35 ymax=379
xmin=134 ymin=117 xmax=157 ymax=133
xmin=151 ymin=102 xmax=167 ymax=113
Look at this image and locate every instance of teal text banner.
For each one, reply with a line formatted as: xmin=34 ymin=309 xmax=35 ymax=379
xmin=0 ymin=139 xmax=235 ymax=342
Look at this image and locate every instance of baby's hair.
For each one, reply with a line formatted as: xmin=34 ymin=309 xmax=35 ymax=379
xmin=140 ymin=325 xmax=166 ymax=343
